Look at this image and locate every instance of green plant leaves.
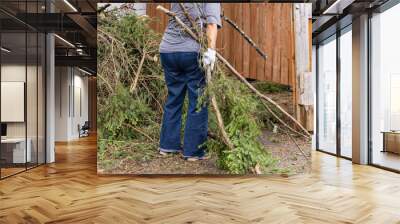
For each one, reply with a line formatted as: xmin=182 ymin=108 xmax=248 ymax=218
xmin=98 ymin=10 xmax=280 ymax=174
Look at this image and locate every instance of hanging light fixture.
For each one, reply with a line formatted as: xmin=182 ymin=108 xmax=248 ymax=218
xmin=63 ymin=0 xmax=78 ymax=12
xmin=1 ymin=47 xmax=11 ymax=53
xmin=54 ymin=34 xmax=75 ymax=48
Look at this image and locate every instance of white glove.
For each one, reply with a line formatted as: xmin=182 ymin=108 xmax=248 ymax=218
xmin=202 ymin=48 xmax=216 ymax=71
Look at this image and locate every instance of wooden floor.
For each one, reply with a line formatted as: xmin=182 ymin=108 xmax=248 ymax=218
xmin=372 ymin=150 xmax=400 ymax=171
xmin=1 ymin=135 xmax=400 ymax=224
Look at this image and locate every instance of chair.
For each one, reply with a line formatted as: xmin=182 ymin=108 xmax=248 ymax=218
xmin=79 ymin=121 xmax=90 ymax=138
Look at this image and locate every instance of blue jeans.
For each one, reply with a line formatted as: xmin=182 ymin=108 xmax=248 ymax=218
xmin=159 ymin=52 xmax=208 ymax=157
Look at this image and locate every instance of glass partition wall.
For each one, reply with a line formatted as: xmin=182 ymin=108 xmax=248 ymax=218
xmin=370 ymin=3 xmax=400 ymax=171
xmin=339 ymin=27 xmax=352 ymax=159
xmin=316 ymin=26 xmax=353 ymax=159
xmin=0 ymin=1 xmax=46 ymax=179
xmin=317 ymin=35 xmax=337 ymax=155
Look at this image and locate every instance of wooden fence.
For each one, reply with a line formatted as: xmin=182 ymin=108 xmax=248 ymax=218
xmin=147 ymin=3 xmax=296 ymax=87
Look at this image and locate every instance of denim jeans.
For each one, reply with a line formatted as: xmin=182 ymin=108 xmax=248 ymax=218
xmin=159 ymin=52 xmax=208 ymax=157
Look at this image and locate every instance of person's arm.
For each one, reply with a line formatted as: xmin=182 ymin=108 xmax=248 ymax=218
xmin=202 ymin=4 xmax=221 ymax=70
xmin=206 ymin=23 xmax=218 ymax=49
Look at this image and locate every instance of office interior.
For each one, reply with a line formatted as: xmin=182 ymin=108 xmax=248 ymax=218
xmin=313 ymin=0 xmax=400 ymax=172
xmin=0 ymin=0 xmax=97 ymax=179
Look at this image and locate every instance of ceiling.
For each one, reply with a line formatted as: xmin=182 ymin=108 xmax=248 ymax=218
xmin=311 ymin=0 xmax=391 ymax=43
xmin=0 ymin=0 xmax=97 ymax=74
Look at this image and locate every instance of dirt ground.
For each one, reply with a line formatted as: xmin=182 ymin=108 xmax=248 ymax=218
xmin=261 ymin=130 xmax=311 ymax=174
xmin=100 ymin=152 xmax=227 ymax=175
xmin=98 ymin=89 xmax=311 ymax=175
xmin=98 ymin=131 xmax=310 ymax=175
xmin=261 ymin=91 xmax=311 ymax=174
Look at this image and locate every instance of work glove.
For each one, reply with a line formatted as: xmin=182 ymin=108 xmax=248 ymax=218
xmin=202 ymin=48 xmax=216 ymax=71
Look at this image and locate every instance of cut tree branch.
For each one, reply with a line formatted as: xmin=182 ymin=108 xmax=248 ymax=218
xmin=221 ymin=14 xmax=268 ymax=60
xmin=207 ymin=69 xmax=235 ymax=150
xmin=156 ymin=5 xmax=311 ymax=138
xmin=130 ymin=49 xmax=146 ymax=93
xmin=179 ymin=3 xmax=200 ymax=36
xmin=176 ymin=4 xmax=235 ymax=151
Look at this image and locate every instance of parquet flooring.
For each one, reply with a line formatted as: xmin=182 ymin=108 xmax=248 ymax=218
xmin=1 ymin=135 xmax=400 ymax=223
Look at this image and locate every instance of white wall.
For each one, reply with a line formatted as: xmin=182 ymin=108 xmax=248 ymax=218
xmin=55 ymin=66 xmax=69 ymax=141
xmin=1 ymin=63 xmax=46 ymax=164
xmin=55 ymin=67 xmax=89 ymax=141
xmin=1 ymin=64 xmax=29 ymax=138
xmin=71 ymin=73 xmax=89 ymax=138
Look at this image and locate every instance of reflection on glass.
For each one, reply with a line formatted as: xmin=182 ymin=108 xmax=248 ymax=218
xmin=318 ymin=36 xmax=337 ymax=154
xmin=1 ymin=31 xmax=27 ymax=177
xmin=38 ymin=33 xmax=46 ymax=165
xmin=0 ymin=0 xmax=47 ymax=179
xmin=340 ymin=29 xmax=352 ymax=158
xmin=27 ymin=32 xmax=38 ymax=169
xmin=371 ymin=4 xmax=400 ymax=171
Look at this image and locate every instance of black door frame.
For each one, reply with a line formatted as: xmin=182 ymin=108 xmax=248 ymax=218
xmin=315 ymin=23 xmax=352 ymax=161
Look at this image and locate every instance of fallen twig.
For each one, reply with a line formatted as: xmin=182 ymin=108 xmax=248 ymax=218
xmin=261 ymin=101 xmax=310 ymax=140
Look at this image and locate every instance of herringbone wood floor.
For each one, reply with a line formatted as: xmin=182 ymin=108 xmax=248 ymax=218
xmin=1 ymin=135 xmax=400 ymax=224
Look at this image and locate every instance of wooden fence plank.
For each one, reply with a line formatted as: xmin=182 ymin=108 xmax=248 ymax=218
xmin=242 ymin=4 xmax=250 ymax=77
xmin=249 ymin=4 xmax=258 ymax=80
xmin=147 ymin=3 xmax=303 ymax=89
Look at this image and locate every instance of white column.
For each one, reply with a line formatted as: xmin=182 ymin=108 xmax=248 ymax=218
xmin=352 ymin=14 xmax=369 ymax=164
xmin=46 ymin=33 xmax=55 ymax=163
xmin=45 ymin=0 xmax=55 ymax=163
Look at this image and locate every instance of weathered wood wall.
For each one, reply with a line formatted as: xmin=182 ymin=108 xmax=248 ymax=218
xmin=147 ymin=3 xmax=296 ymax=87
xmin=293 ymin=3 xmax=313 ymax=131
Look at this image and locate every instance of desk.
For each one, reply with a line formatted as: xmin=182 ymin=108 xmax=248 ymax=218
xmin=1 ymin=138 xmax=32 ymax=163
xmin=382 ymin=131 xmax=400 ymax=155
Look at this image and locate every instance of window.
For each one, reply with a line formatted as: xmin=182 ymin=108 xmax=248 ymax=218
xmin=339 ymin=27 xmax=352 ymax=158
xmin=317 ymin=35 xmax=337 ymax=154
xmin=370 ymin=3 xmax=400 ymax=171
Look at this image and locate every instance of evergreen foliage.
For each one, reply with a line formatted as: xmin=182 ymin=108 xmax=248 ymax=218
xmin=98 ymin=11 xmax=280 ymax=174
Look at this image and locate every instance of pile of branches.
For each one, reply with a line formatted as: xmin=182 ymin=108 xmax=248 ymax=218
xmin=97 ymin=7 xmax=309 ymax=174
xmin=97 ymin=12 xmax=164 ymax=164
